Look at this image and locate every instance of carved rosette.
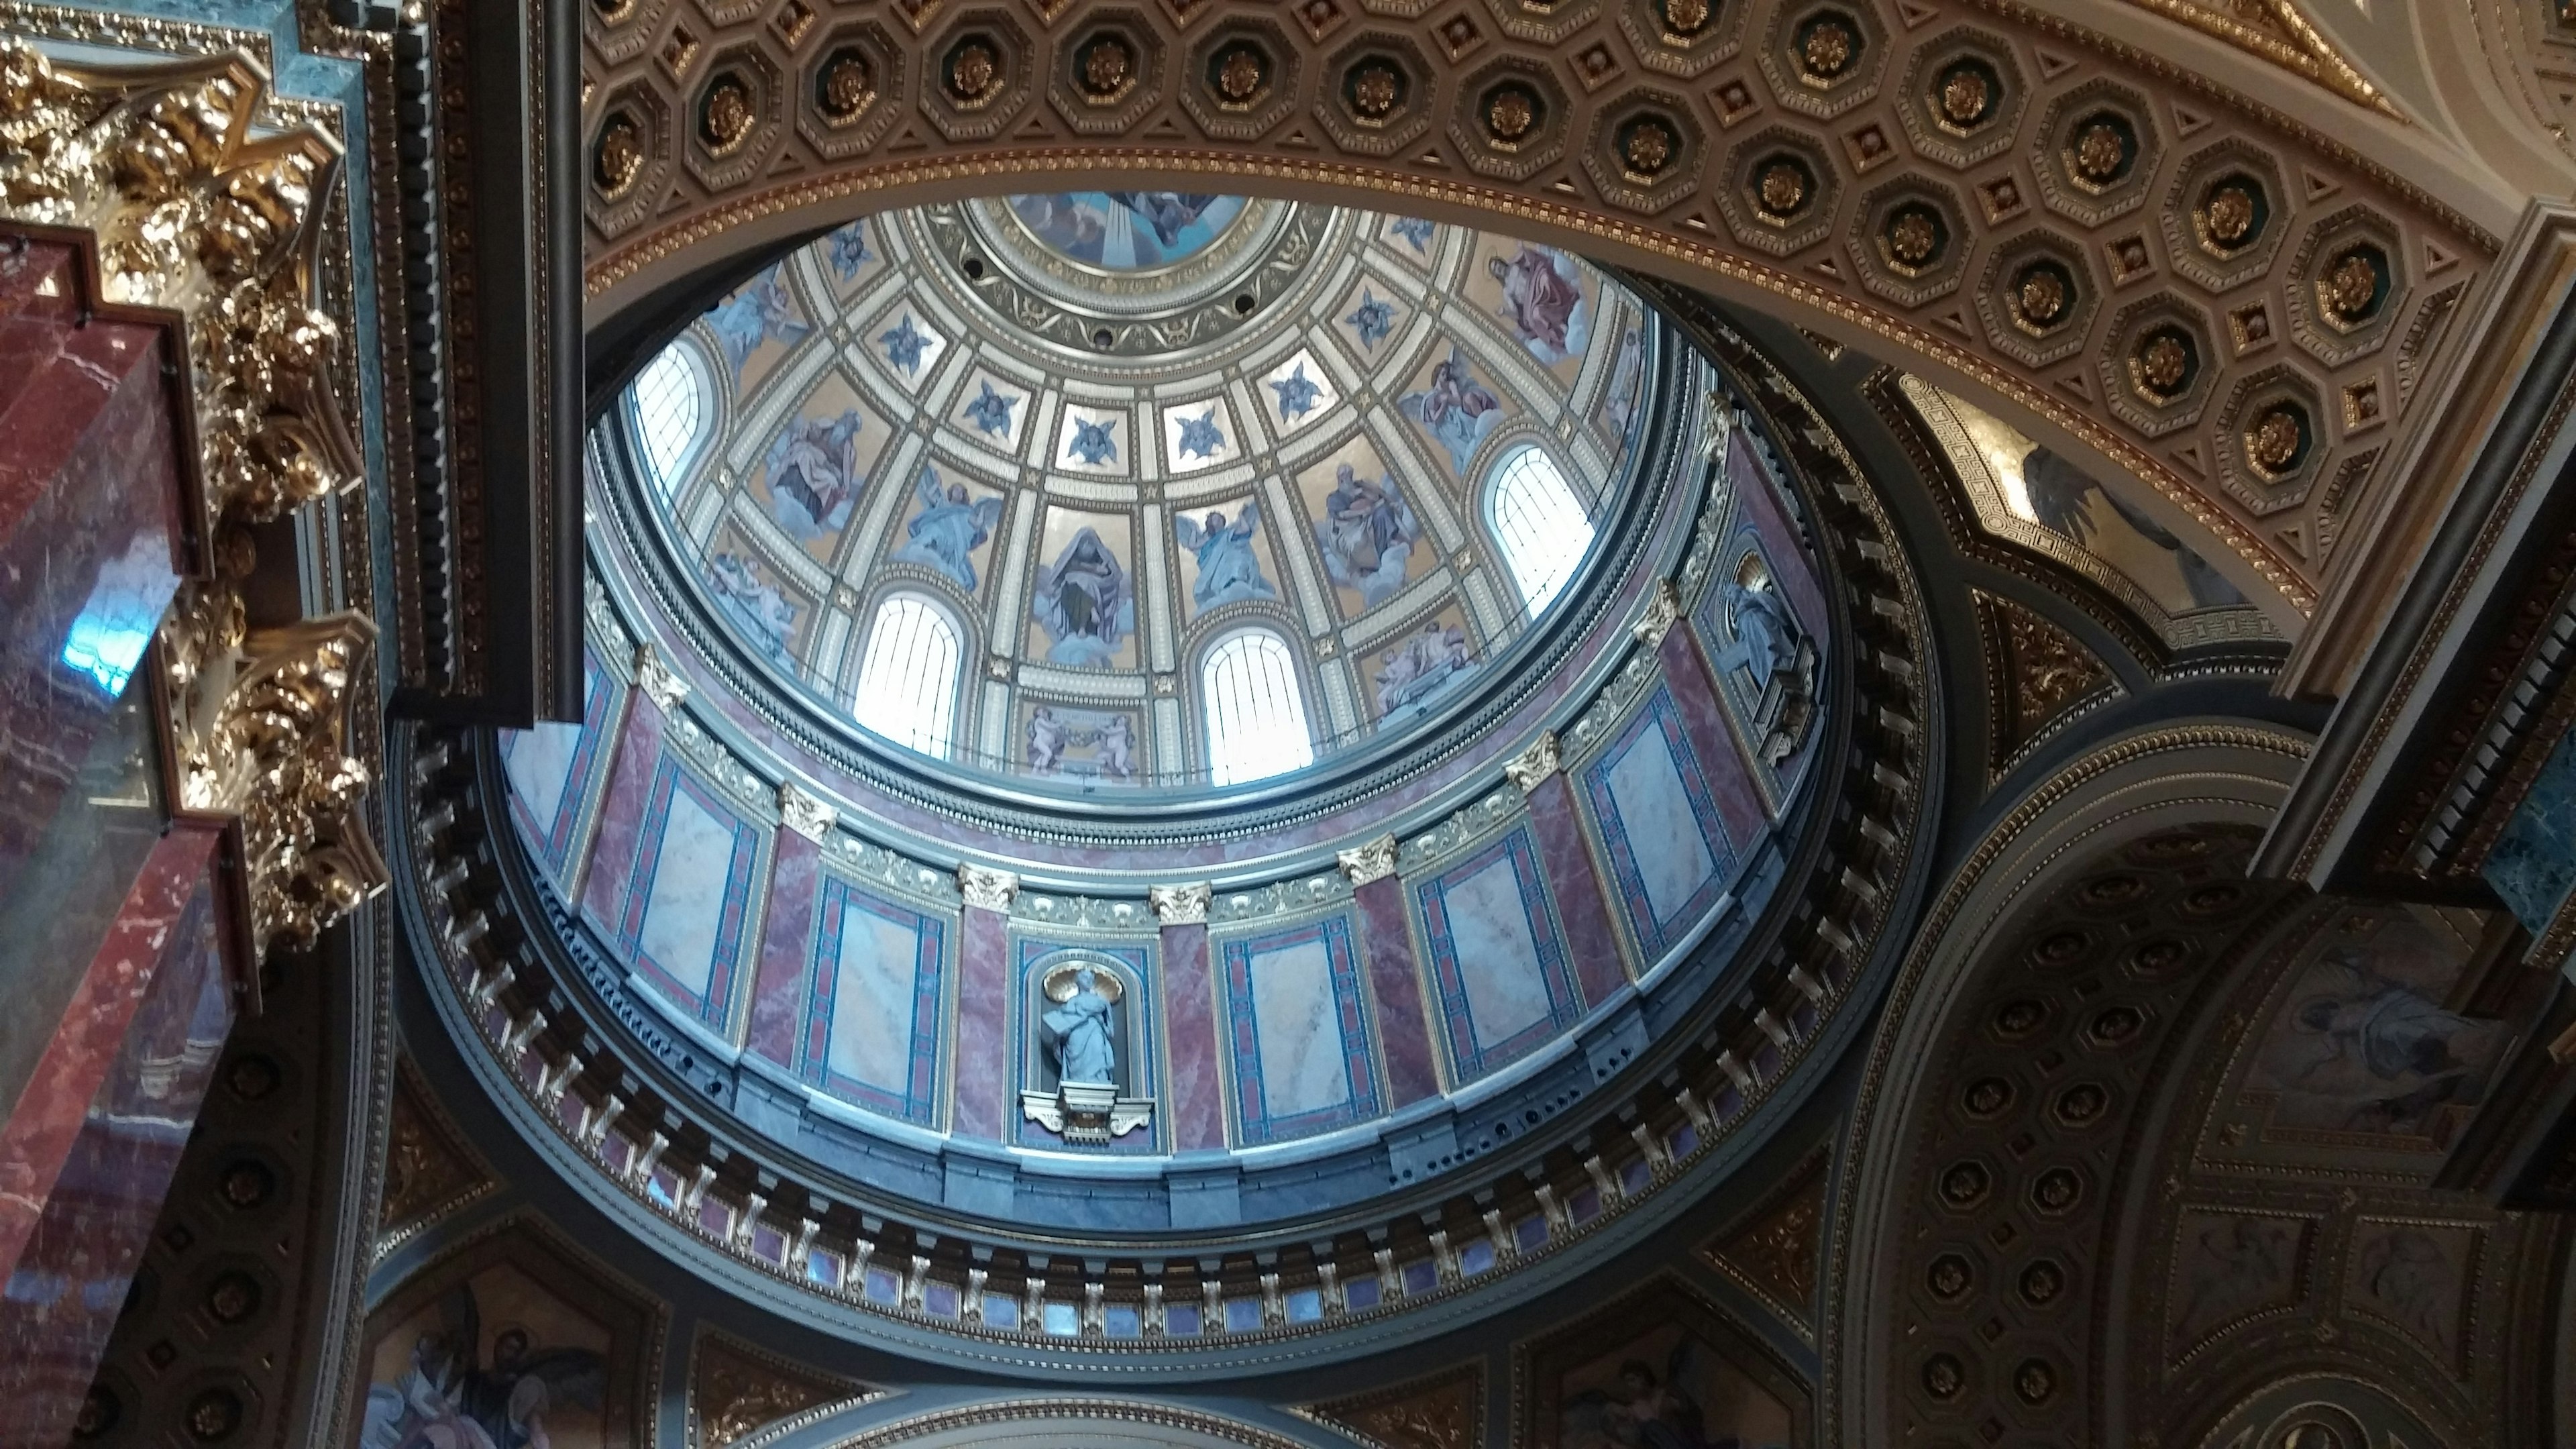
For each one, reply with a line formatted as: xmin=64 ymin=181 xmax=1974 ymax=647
xmin=0 ymin=40 xmax=384 ymax=958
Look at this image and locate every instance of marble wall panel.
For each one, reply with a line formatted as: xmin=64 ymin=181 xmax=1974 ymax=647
xmin=502 ymin=646 xmax=621 ymax=893
xmin=1582 ymin=685 xmax=1737 ymax=962
xmin=612 ymin=755 xmax=766 ymax=1030
xmin=801 ymin=877 xmax=946 ymax=1124
xmin=1355 ymin=875 xmax=1443 ymax=1106
xmin=1525 ymin=773 xmax=1629 ymax=1007
xmin=951 ymin=905 xmax=1012 ymax=1140
xmin=1158 ymin=921 xmax=1228 ymax=1153
xmin=1415 ymin=828 xmax=1580 ymax=1083
xmin=578 ymin=696 xmax=670 ymax=928
xmin=744 ymin=826 xmax=820 ymax=1068
xmin=1219 ymin=915 xmax=1379 ymax=1144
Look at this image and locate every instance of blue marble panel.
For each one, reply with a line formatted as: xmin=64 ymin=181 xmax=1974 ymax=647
xmin=1582 ymin=685 xmax=1735 ymax=959
xmin=502 ymin=647 xmax=618 ymax=890
xmin=2487 ymin=729 xmax=2576 ymax=936
xmin=1415 ymin=828 xmax=1580 ymax=1081
xmin=1220 ymin=916 xmax=1379 ymax=1144
xmin=615 ymin=757 xmax=763 ymax=1029
xmin=800 ymin=879 xmax=947 ymax=1124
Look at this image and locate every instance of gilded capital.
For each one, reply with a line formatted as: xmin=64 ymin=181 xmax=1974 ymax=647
xmin=635 ymin=641 xmax=690 ymax=710
xmin=777 ymin=782 xmax=838 ymax=843
xmin=957 ymin=862 xmax=1021 ymax=912
xmin=1633 ymin=577 xmax=1683 ymax=646
xmin=1699 ymin=389 xmax=1736 ymax=461
xmin=1504 ymin=731 xmax=1562 ymax=794
xmin=1147 ymin=883 xmax=1212 ymax=926
xmin=1336 ymin=835 xmax=1400 ymax=888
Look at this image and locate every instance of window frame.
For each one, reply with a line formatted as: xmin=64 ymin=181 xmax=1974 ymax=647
xmin=627 ymin=334 xmax=718 ymax=499
xmin=850 ymin=590 xmax=967 ymax=761
xmin=1481 ymin=440 xmax=1595 ymax=619
xmin=1198 ymin=626 xmax=1316 ymax=788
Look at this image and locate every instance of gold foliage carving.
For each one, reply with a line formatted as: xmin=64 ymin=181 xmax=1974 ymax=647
xmin=688 ymin=1330 xmax=869 ymax=1449
xmin=0 ymin=40 xmax=384 ymax=957
xmin=1972 ymin=588 xmax=2117 ymax=779
xmin=1295 ymin=1361 xmax=1485 ymax=1449
xmin=1701 ymin=1154 xmax=1828 ymax=1331
xmin=377 ymin=1065 xmax=491 ymax=1260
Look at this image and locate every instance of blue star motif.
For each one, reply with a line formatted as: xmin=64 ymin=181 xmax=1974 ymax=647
xmin=1390 ymin=216 xmax=1436 ymax=253
xmin=1345 ymin=290 xmax=1395 ymax=350
xmin=879 ymin=313 xmax=931 ymax=375
xmin=1174 ymin=407 xmax=1226 ymax=460
xmin=828 ymin=220 xmax=873 ymax=279
xmin=1065 ymin=416 xmax=1119 ymax=466
xmin=1269 ymin=362 xmax=1324 ymax=423
xmin=962 ymin=380 xmax=1018 ymax=437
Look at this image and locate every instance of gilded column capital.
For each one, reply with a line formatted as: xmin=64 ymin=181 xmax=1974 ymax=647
xmin=957 ymin=862 xmax=1021 ymax=912
xmin=777 ymin=782 xmax=837 ymax=843
xmin=635 ymin=641 xmax=690 ymax=710
xmin=1699 ymin=389 xmax=1736 ymax=462
xmin=1336 ymin=835 xmax=1400 ymax=888
xmin=1504 ymin=731 xmax=1562 ymax=794
xmin=1148 ymin=883 xmax=1212 ymax=926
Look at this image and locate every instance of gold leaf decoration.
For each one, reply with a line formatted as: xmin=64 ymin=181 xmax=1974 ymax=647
xmin=1972 ymin=588 xmax=2117 ymax=778
xmin=1295 ymin=1360 xmax=1485 ymax=1449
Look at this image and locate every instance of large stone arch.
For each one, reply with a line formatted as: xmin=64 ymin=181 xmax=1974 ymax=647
xmin=575 ymin=0 xmax=2511 ymax=625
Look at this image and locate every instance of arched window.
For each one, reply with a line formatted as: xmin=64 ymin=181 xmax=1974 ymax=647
xmin=1201 ymin=629 xmax=1313 ymax=786
xmin=851 ymin=594 xmax=962 ymax=757
xmin=629 ymin=338 xmax=712 ymax=496
xmin=1485 ymin=444 xmax=1594 ymax=617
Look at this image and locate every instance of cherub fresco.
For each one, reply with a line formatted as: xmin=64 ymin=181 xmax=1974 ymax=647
xmin=1600 ymin=325 xmax=1645 ymax=443
xmin=1400 ymin=349 xmax=1505 ymax=474
xmin=359 ymin=1284 xmax=605 ymax=1449
xmin=1373 ymin=620 xmax=1472 ymax=714
xmin=1031 ymin=528 xmax=1133 ymax=667
xmin=1024 ymin=706 xmax=1138 ymax=782
xmin=1315 ymin=463 xmax=1419 ymax=608
xmin=703 ymin=551 xmax=798 ymax=663
xmin=2245 ymin=940 xmax=2508 ymax=1138
xmin=1490 ymin=244 xmax=1591 ymax=364
xmin=1175 ymin=500 xmax=1277 ymax=609
xmin=1064 ymin=415 xmax=1119 ymax=467
xmin=703 ymin=265 xmax=809 ymax=381
xmin=759 ymin=409 xmax=865 ymax=541
xmin=888 ymin=466 xmax=1004 ymax=592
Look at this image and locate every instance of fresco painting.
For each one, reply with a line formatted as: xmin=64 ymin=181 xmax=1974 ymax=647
xmin=1008 ymin=193 xmax=1247 ymax=270
xmin=1172 ymin=494 xmax=1280 ymax=616
xmin=1468 ymin=238 xmax=1593 ymax=375
xmin=753 ymin=372 xmax=884 ymax=561
xmin=698 ymin=525 xmax=808 ymax=670
xmin=886 ymin=463 xmax=1006 ymax=595
xmin=1546 ymin=1320 xmax=1796 ymax=1449
xmin=1024 ymin=508 xmax=1138 ymax=669
xmin=1020 ymin=701 xmax=1144 ymax=784
xmin=1299 ymin=438 xmax=1424 ymax=616
xmin=702 ymin=263 xmax=810 ymax=392
xmin=358 ymin=1263 xmax=613 ymax=1449
xmin=1364 ymin=602 xmax=1476 ymax=720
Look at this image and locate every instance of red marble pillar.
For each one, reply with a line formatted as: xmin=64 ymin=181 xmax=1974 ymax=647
xmin=1658 ymin=627 xmax=1769 ymax=843
xmin=1353 ymin=872 xmax=1442 ymax=1108
xmin=1524 ymin=771 xmax=1629 ymax=1006
xmin=951 ymin=899 xmax=1013 ymax=1139
xmin=580 ymin=689 xmax=669 ymax=930
xmin=0 ymin=823 xmax=237 ymax=1442
xmin=1157 ymin=914 xmax=1226 ymax=1152
xmin=745 ymin=821 xmax=822 ymax=1068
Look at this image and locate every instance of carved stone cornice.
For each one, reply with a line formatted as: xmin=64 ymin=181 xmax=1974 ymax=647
xmin=1147 ymin=882 xmax=1212 ymax=926
xmin=777 ymin=782 xmax=837 ymax=843
xmin=956 ymin=862 xmax=1020 ymax=912
xmin=1503 ymin=731 xmax=1562 ymax=794
xmin=0 ymin=40 xmax=384 ymax=959
xmin=634 ymin=641 xmax=690 ymax=710
xmin=1632 ymin=578 xmax=1683 ymax=647
xmin=1336 ymin=834 xmax=1400 ymax=888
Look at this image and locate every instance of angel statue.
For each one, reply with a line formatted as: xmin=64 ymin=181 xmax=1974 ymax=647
xmin=360 ymin=1284 xmax=605 ymax=1449
xmin=1042 ymin=965 xmax=1118 ymax=1086
xmin=1175 ymin=500 xmax=1277 ymax=609
xmin=889 ymin=467 xmax=1005 ymax=592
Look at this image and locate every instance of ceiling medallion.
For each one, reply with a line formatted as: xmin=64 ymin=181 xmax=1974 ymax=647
xmin=1620 ymin=116 xmax=1677 ymax=178
xmin=1935 ymin=60 xmax=1998 ymax=130
xmin=2129 ymin=325 xmax=2197 ymax=401
xmin=946 ymin=37 xmax=1001 ymax=106
xmin=1484 ymin=82 xmax=1543 ymax=148
xmin=2010 ymin=261 xmax=2072 ymax=333
xmin=1754 ymin=156 xmax=1813 ymax=221
xmin=1212 ymin=44 xmax=1266 ymax=107
xmin=2319 ymin=246 xmax=2384 ymax=325
xmin=2198 ymin=176 xmax=2264 ymax=254
xmin=699 ymin=76 xmax=755 ymax=153
xmin=1882 ymin=203 xmax=1944 ymax=272
xmin=1348 ymin=58 xmax=1405 ymax=123
xmin=1923 ymin=1355 xmax=1968 ymax=1401
xmin=1661 ymin=0 xmax=1712 ymax=38
xmin=2244 ymin=402 xmax=2308 ymax=476
xmin=817 ymin=48 xmax=874 ymax=122
xmin=593 ymin=112 xmax=645 ymax=195
xmin=2070 ymin=115 xmax=2131 ymax=187
xmin=1077 ymin=34 xmax=1135 ymax=102
xmin=1796 ymin=15 xmax=1856 ymax=83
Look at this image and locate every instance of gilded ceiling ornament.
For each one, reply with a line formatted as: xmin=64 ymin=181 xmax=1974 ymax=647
xmin=1937 ymin=64 xmax=1994 ymax=128
xmin=1885 ymin=205 xmax=1941 ymax=269
xmin=1336 ymin=834 xmax=1400 ymax=887
xmin=634 ymin=641 xmax=691 ymax=708
xmin=2132 ymin=328 xmax=2193 ymax=400
xmin=1147 ymin=882 xmax=1212 ymax=926
xmin=1799 ymin=18 xmax=1854 ymax=80
xmin=1214 ymin=46 xmax=1265 ymax=106
xmin=594 ymin=113 xmax=645 ymax=195
xmin=700 ymin=77 xmax=755 ymax=152
xmin=1350 ymin=61 xmax=1402 ymax=121
xmin=957 ymin=861 xmax=1022 ymax=910
xmin=592 ymin=0 xmax=637 ymax=23
xmin=777 ymin=781 xmax=839 ymax=841
xmin=1505 ymin=730 xmax=1562 ymax=792
xmin=819 ymin=51 xmax=874 ymax=121
xmin=2072 ymin=118 xmax=2127 ymax=184
xmin=1078 ymin=36 xmax=1133 ymax=100
xmin=1485 ymin=85 xmax=1538 ymax=145
xmin=2012 ymin=264 xmax=2070 ymax=331
xmin=947 ymin=40 xmax=1000 ymax=103
xmin=2201 ymin=180 xmax=2259 ymax=250
xmin=1662 ymin=0 xmax=1711 ymax=36
xmin=1621 ymin=118 xmax=1675 ymax=178
xmin=2320 ymin=248 xmax=2380 ymax=323
xmin=1754 ymin=158 xmax=1809 ymax=219
xmin=2245 ymin=403 xmax=2306 ymax=475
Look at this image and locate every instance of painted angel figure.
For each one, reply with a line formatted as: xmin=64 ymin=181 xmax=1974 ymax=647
xmin=1558 ymin=1337 xmax=1781 ymax=1449
xmin=704 ymin=265 xmax=809 ymax=380
xmin=1108 ymin=191 xmax=1223 ymax=247
xmin=889 ymin=467 xmax=1005 ymax=591
xmin=1026 ymin=707 xmax=1069 ymax=773
xmin=704 ymin=552 xmax=796 ymax=661
xmin=1042 ymin=966 xmax=1117 ymax=1085
xmin=2020 ymin=447 xmax=2245 ymax=608
xmin=1375 ymin=621 xmax=1472 ymax=714
xmin=761 ymin=409 xmax=864 ymax=539
xmin=1094 ymin=714 xmax=1136 ymax=779
xmin=1400 ymin=348 xmax=1504 ymax=474
xmin=1031 ymin=527 xmax=1132 ymax=667
xmin=362 ymin=1285 xmax=604 ymax=1449
xmin=1175 ymin=500 xmax=1277 ymax=609
xmin=1316 ymin=464 xmax=1419 ymax=607
xmin=2261 ymin=946 xmax=2506 ymax=1133
xmin=1489 ymin=244 xmax=1591 ymax=363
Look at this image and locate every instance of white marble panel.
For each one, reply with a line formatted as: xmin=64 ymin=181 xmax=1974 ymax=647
xmin=1250 ymin=938 xmax=1349 ymax=1120
xmin=504 ymin=720 xmax=584 ymax=827
xmin=828 ymin=908 xmax=922 ymax=1095
xmin=1445 ymin=856 xmax=1551 ymax=1048
xmin=1606 ymin=723 xmax=1717 ymax=924
xmin=637 ymin=787 xmax=737 ymax=998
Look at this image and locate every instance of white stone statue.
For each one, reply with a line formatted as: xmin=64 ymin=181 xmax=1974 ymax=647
xmin=1041 ymin=965 xmax=1118 ymax=1086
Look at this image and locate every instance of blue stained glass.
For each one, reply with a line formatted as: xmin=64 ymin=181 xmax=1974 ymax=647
xmin=1342 ymin=1276 xmax=1381 ymax=1310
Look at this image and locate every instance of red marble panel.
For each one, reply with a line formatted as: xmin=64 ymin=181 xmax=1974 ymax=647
xmin=1157 ymin=922 xmax=1225 ymax=1152
xmin=1726 ymin=423 xmax=1830 ymax=636
xmin=579 ymin=694 xmax=666 ymax=928
xmin=1527 ymin=773 xmax=1629 ymax=1006
xmin=1658 ymin=627 xmax=1769 ymax=841
xmin=951 ymin=904 xmax=1012 ymax=1138
xmin=745 ymin=825 xmax=820 ymax=1067
xmin=0 ymin=823 xmax=235 ymax=1444
xmin=1354 ymin=875 xmax=1441 ymax=1107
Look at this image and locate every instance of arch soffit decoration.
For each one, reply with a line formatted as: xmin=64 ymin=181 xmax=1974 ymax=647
xmin=578 ymin=0 xmax=2503 ymax=623
xmin=1823 ymin=720 xmax=2311 ymax=1445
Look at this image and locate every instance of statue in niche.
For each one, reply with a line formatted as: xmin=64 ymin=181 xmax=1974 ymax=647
xmin=1721 ymin=553 xmax=1817 ymax=767
xmin=1022 ymin=961 xmax=1152 ymax=1143
xmin=1042 ymin=965 xmax=1118 ymax=1085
